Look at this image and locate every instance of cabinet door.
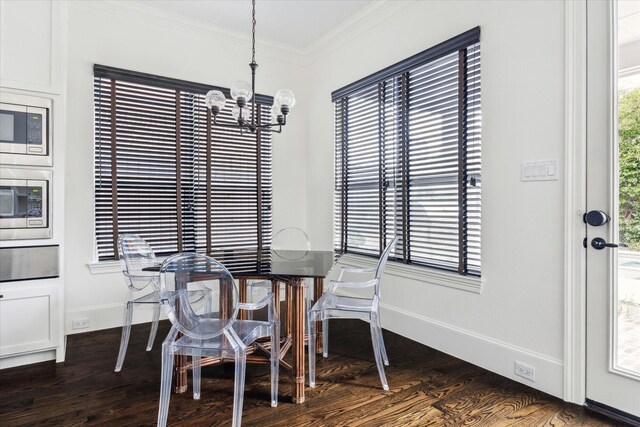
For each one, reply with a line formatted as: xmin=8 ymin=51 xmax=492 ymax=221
xmin=0 ymin=284 xmax=59 ymax=357
xmin=0 ymin=0 xmax=66 ymax=93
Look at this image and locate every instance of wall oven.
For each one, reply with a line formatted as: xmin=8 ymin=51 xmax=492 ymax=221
xmin=0 ymin=92 xmax=52 ymax=166
xmin=0 ymin=168 xmax=52 ymax=240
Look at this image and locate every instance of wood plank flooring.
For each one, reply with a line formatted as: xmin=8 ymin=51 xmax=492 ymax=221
xmin=0 ymin=319 xmax=622 ymax=426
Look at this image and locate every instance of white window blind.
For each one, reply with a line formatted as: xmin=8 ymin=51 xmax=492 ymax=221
xmin=333 ymin=28 xmax=481 ymax=276
xmin=94 ymin=65 xmax=272 ymax=261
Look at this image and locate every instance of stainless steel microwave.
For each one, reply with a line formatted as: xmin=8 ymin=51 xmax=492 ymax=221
xmin=0 ymin=168 xmax=52 ymax=240
xmin=0 ymin=92 xmax=52 ymax=166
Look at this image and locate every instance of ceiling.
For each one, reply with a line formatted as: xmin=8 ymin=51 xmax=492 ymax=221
xmin=129 ymin=0 xmax=640 ymax=72
xmin=619 ymin=0 xmax=640 ymax=85
xmin=130 ymin=0 xmax=374 ymax=49
xmin=619 ymin=0 xmax=640 ymax=46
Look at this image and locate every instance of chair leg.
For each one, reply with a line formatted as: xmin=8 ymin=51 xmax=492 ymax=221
xmin=374 ymin=318 xmax=389 ymax=366
xmin=308 ymin=311 xmax=316 ymax=388
xmin=192 ymin=350 xmax=201 ymax=400
xmin=272 ymin=280 xmax=281 ymax=324
xmin=157 ymin=344 xmax=174 ymax=427
xmin=370 ymin=319 xmax=389 ymax=391
xmin=270 ymin=321 xmax=280 ymax=407
xmin=147 ymin=303 xmax=161 ymax=351
xmin=115 ymin=301 xmax=134 ymax=372
xmin=322 ymin=319 xmax=329 ymax=357
xmin=232 ymin=349 xmax=247 ymax=427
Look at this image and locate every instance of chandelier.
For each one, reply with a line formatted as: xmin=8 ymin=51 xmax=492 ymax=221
xmin=204 ymin=0 xmax=295 ymax=134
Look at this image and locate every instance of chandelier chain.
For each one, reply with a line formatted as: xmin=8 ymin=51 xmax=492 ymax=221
xmin=252 ymin=0 xmax=256 ymax=64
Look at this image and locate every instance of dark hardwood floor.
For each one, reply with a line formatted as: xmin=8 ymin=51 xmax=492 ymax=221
xmin=0 ymin=319 xmax=621 ymax=426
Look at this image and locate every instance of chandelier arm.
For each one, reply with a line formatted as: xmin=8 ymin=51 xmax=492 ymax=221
xmin=257 ymin=122 xmax=286 ymax=130
xmin=211 ymin=122 xmax=251 ymax=130
xmin=210 ymin=120 xmax=285 ymax=133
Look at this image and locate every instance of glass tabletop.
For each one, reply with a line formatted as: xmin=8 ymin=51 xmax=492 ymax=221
xmin=207 ymin=249 xmax=338 ymax=278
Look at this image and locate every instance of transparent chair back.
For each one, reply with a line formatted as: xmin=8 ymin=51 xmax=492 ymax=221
xmin=373 ymin=235 xmax=396 ymax=297
xmin=272 ymin=226 xmax=310 ymax=260
xmin=248 ymin=226 xmax=311 ymax=319
xmin=118 ymin=233 xmax=158 ymax=291
xmin=160 ymin=253 xmax=238 ymax=337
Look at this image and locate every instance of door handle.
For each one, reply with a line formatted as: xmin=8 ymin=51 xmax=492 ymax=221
xmin=584 ymin=210 xmax=610 ymax=226
xmin=590 ymin=237 xmax=627 ymax=250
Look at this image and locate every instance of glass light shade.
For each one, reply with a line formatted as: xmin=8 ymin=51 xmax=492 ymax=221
xmin=274 ymin=89 xmax=296 ymax=109
xmin=231 ymin=106 xmax=251 ymax=122
xmin=230 ymin=81 xmax=253 ymax=102
xmin=204 ymin=90 xmax=227 ymax=110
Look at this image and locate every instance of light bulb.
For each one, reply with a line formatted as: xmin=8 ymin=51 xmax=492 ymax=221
xmin=231 ymin=81 xmax=252 ymax=106
xmin=231 ymin=106 xmax=251 ymax=122
xmin=275 ymin=89 xmax=296 ymax=110
xmin=204 ymin=90 xmax=226 ymax=112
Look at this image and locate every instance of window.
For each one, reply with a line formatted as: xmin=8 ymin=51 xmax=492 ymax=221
xmin=94 ymin=65 xmax=272 ymax=261
xmin=334 ymin=28 xmax=481 ymax=276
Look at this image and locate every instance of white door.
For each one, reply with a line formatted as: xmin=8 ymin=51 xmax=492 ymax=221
xmin=585 ymin=0 xmax=640 ymax=421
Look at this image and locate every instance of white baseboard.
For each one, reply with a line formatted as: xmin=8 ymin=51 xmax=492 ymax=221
xmin=65 ymin=303 xmax=167 ymax=335
xmin=0 ymin=349 xmax=57 ymax=370
xmin=379 ymin=303 xmax=564 ymax=399
xmin=65 ymin=297 xmax=564 ymax=398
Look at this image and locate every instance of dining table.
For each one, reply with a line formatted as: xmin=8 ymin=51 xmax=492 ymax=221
xmin=164 ymin=248 xmax=339 ymax=404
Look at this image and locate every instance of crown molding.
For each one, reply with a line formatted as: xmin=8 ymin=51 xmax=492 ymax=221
xmin=73 ymin=0 xmax=307 ymax=66
xmin=72 ymin=0 xmax=416 ymax=68
xmin=300 ymin=0 xmax=416 ymax=66
xmin=620 ymin=64 xmax=640 ymax=78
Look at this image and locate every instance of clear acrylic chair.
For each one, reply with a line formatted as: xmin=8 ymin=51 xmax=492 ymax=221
xmin=115 ymin=234 xmax=208 ymax=372
xmin=114 ymin=234 xmax=163 ymax=372
xmin=157 ymin=253 xmax=279 ymax=427
xmin=247 ymin=227 xmax=312 ymax=320
xmin=308 ymin=236 xmax=398 ymax=391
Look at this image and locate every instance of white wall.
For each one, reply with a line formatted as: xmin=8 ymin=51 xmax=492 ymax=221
xmin=64 ymin=1 xmax=308 ymax=332
xmin=304 ymin=0 xmax=567 ymax=397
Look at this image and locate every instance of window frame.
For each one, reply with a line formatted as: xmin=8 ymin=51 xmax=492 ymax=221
xmin=333 ymin=27 xmax=481 ymax=277
xmin=93 ymin=65 xmax=273 ymax=262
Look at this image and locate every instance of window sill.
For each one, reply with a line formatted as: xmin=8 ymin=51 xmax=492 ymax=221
xmin=336 ymin=253 xmax=483 ymax=294
xmin=87 ymin=260 xmax=122 ymax=275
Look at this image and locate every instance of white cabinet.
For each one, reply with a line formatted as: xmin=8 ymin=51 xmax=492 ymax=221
xmin=0 ymin=281 xmax=61 ymax=368
xmin=0 ymin=0 xmax=67 ymax=369
xmin=0 ymin=0 xmax=66 ymax=94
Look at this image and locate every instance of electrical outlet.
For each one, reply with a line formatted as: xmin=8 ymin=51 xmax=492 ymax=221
xmin=72 ymin=318 xmax=90 ymax=330
xmin=514 ymin=361 xmax=535 ymax=381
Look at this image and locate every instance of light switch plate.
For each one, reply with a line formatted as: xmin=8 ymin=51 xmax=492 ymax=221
xmin=521 ymin=159 xmax=558 ymax=181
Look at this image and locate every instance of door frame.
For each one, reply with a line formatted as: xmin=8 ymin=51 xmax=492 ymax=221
xmin=564 ymin=0 xmax=639 ymax=410
xmin=563 ymin=0 xmax=588 ymax=405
